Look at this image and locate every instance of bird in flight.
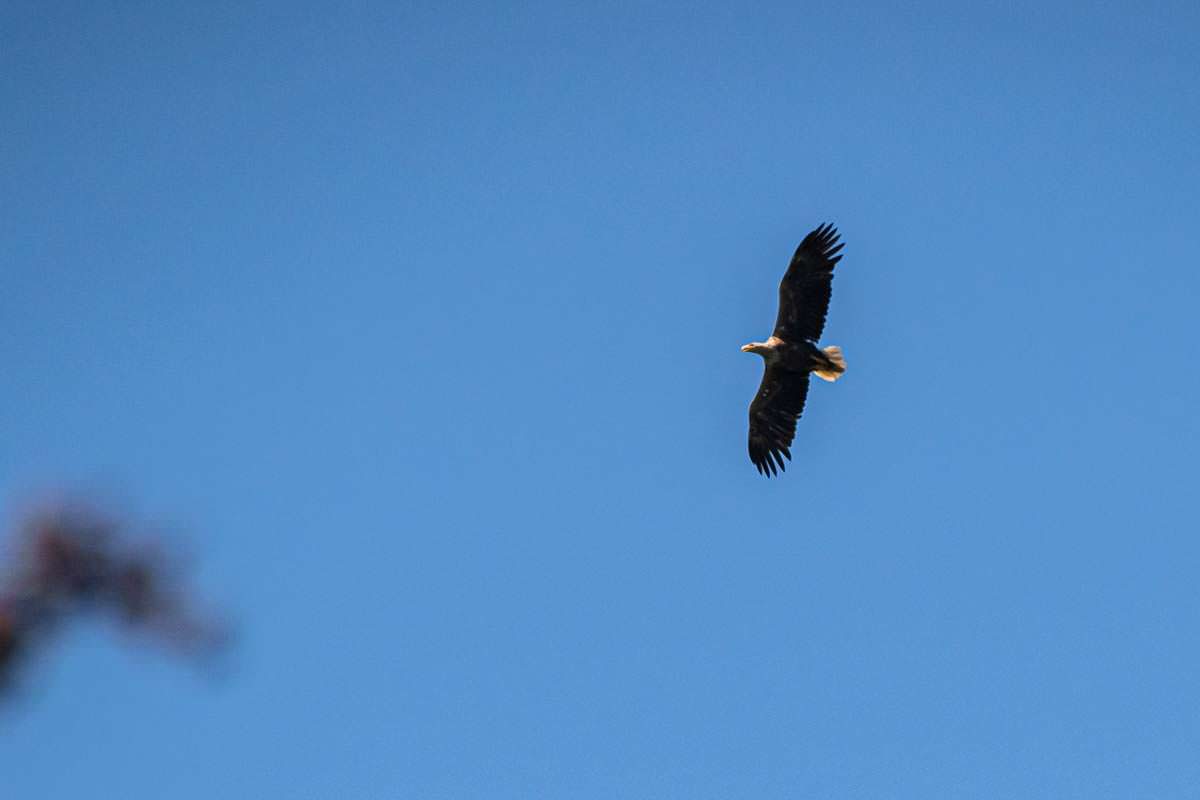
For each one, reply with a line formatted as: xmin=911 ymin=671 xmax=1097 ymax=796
xmin=742 ymin=223 xmax=846 ymax=476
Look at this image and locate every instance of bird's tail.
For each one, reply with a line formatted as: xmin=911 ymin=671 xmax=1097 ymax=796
xmin=813 ymin=345 xmax=846 ymax=382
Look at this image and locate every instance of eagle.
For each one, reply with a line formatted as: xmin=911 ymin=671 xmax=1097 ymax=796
xmin=741 ymin=223 xmax=846 ymax=476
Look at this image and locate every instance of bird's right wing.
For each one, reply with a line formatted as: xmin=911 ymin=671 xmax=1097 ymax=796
xmin=748 ymin=365 xmax=810 ymax=476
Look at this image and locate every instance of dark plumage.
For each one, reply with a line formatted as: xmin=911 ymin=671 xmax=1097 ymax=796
xmin=742 ymin=223 xmax=846 ymax=476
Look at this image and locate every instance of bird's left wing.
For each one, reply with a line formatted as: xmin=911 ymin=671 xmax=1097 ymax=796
xmin=772 ymin=223 xmax=844 ymax=343
xmin=748 ymin=365 xmax=810 ymax=476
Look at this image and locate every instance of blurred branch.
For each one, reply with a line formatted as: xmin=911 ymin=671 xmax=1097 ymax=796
xmin=0 ymin=499 xmax=228 ymax=696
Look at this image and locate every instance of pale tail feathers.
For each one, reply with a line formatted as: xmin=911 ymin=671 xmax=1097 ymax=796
xmin=813 ymin=345 xmax=846 ymax=382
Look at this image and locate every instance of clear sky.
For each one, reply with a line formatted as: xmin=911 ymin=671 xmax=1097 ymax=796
xmin=3 ymin=1 xmax=1199 ymax=797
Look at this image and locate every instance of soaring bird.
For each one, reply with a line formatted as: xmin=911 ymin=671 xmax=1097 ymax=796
xmin=742 ymin=223 xmax=846 ymax=476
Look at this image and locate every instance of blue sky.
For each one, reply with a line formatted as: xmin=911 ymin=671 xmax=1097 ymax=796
xmin=3 ymin=1 xmax=1199 ymax=796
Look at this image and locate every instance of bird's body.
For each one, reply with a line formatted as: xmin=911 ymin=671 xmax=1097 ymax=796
xmin=742 ymin=223 xmax=846 ymax=476
xmin=744 ymin=336 xmax=839 ymax=375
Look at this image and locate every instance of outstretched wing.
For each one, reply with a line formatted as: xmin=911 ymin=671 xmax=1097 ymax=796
xmin=772 ymin=223 xmax=844 ymax=343
xmin=748 ymin=365 xmax=810 ymax=476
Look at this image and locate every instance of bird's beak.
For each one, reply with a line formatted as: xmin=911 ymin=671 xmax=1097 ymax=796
xmin=740 ymin=344 xmax=754 ymax=353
